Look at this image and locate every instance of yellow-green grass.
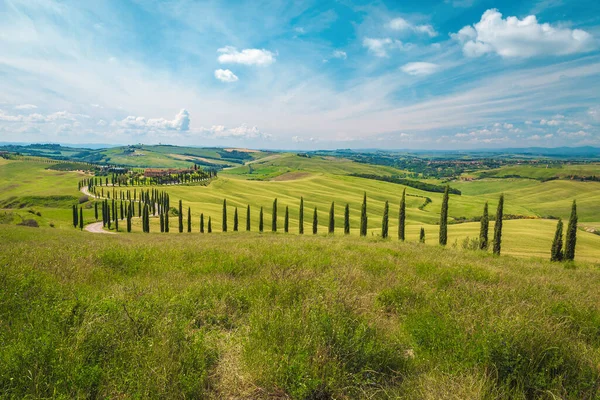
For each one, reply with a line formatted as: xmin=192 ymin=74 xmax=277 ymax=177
xmin=477 ymin=163 xmax=600 ymax=179
xmin=2 ymin=225 xmax=600 ymax=398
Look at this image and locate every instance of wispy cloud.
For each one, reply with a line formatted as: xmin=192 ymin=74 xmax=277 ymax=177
xmin=217 ymin=46 xmax=276 ymax=66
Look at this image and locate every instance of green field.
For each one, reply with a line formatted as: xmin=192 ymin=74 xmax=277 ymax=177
xmin=476 ymin=163 xmax=600 ymax=180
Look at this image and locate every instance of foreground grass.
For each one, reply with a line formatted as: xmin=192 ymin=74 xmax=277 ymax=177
xmin=2 ymin=226 xmax=600 ymax=399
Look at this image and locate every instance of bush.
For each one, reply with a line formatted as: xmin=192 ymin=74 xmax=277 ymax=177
xmin=17 ymin=219 xmax=39 ymax=228
xmin=79 ymin=195 xmax=89 ymax=204
xmin=461 ymin=236 xmax=480 ymax=251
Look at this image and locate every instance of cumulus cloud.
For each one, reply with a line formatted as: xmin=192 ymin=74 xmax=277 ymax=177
xmin=112 ymin=109 xmax=190 ymax=131
xmin=451 ymin=9 xmax=596 ymax=58
xmin=217 ymin=46 xmax=276 ymax=66
xmin=389 ymin=17 xmax=437 ymax=37
xmin=401 ymin=62 xmax=439 ymax=76
xmin=332 ymin=50 xmax=347 ymax=60
xmin=214 ymin=69 xmax=239 ymax=83
xmin=14 ymin=104 xmax=37 ymax=110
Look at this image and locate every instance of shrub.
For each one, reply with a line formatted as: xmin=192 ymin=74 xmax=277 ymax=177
xmin=17 ymin=219 xmax=39 ymax=228
xmin=79 ymin=195 xmax=89 ymax=204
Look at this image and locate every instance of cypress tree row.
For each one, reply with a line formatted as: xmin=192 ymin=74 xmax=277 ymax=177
xmin=328 ymin=202 xmax=335 ymax=234
xmin=492 ymin=194 xmax=504 ymax=255
xmin=234 ymin=207 xmax=239 ymax=232
xmin=381 ymin=200 xmax=389 ymax=239
xmin=564 ymin=200 xmax=578 ymax=261
xmin=299 ymin=197 xmax=304 ymax=234
xmin=398 ymin=189 xmax=406 ymax=241
xmin=479 ymin=202 xmax=489 ymax=250
xmin=222 ymin=199 xmax=228 ymax=232
xmin=246 ymin=205 xmax=251 ymax=231
xmin=550 ymin=218 xmax=564 ymax=261
xmin=94 ymin=202 xmax=98 ymax=220
xmin=79 ymin=207 xmax=83 ymax=230
xmin=313 ymin=207 xmax=318 ymax=234
xmin=259 ymin=207 xmax=264 ymax=232
xmin=419 ymin=227 xmax=425 ymax=243
xmin=208 ymin=216 xmax=212 ymax=233
xmin=179 ymin=200 xmax=183 ymax=233
xmin=344 ymin=204 xmax=350 ymax=235
xmin=187 ymin=207 xmax=191 ymax=233
xmin=272 ymin=198 xmax=278 ymax=232
xmin=284 ymin=206 xmax=289 ymax=233
xmin=72 ymin=204 xmax=78 ymax=228
xmin=360 ymin=192 xmax=367 ymax=236
xmin=439 ymin=185 xmax=449 ymax=246
xmin=200 ymin=213 xmax=204 ymax=233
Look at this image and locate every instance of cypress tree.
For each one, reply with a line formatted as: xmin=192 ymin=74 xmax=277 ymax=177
xmin=550 ymin=218 xmax=564 ymax=262
xmin=299 ymin=197 xmax=304 ymax=234
xmin=564 ymin=200 xmax=578 ymax=261
xmin=272 ymin=198 xmax=277 ymax=232
xmin=72 ymin=204 xmax=78 ymax=228
xmin=328 ymin=202 xmax=335 ymax=234
xmin=120 ymin=201 xmax=124 ymax=220
xmin=179 ymin=200 xmax=183 ymax=233
xmin=259 ymin=207 xmax=264 ymax=232
xmin=360 ymin=192 xmax=367 ymax=236
xmin=344 ymin=204 xmax=350 ymax=234
xmin=138 ymin=201 xmax=141 ymax=220
xmin=479 ymin=202 xmax=489 ymax=250
xmin=492 ymin=194 xmax=504 ymax=255
xmin=381 ymin=200 xmax=389 ymax=239
xmin=114 ymin=208 xmax=118 ymax=232
xmin=102 ymin=201 xmax=106 ymax=227
xmin=439 ymin=185 xmax=449 ymax=246
xmin=187 ymin=207 xmax=191 ymax=232
xmin=208 ymin=217 xmax=212 ymax=233
xmin=160 ymin=212 xmax=164 ymax=233
xmin=234 ymin=207 xmax=239 ymax=231
xmin=79 ymin=207 xmax=83 ymax=230
xmin=127 ymin=208 xmax=132 ymax=233
xmin=94 ymin=202 xmax=98 ymax=220
xmin=200 ymin=213 xmax=204 ymax=233
xmin=313 ymin=207 xmax=318 ymax=234
xmin=419 ymin=227 xmax=425 ymax=243
xmin=165 ymin=209 xmax=169 ymax=232
xmin=398 ymin=189 xmax=406 ymax=241
xmin=246 ymin=205 xmax=251 ymax=231
xmin=222 ymin=199 xmax=228 ymax=232
xmin=284 ymin=206 xmax=289 ymax=233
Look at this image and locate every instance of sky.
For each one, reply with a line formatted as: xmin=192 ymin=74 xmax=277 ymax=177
xmin=0 ymin=0 xmax=599 ymax=150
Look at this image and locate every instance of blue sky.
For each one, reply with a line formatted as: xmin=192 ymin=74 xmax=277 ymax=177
xmin=0 ymin=0 xmax=599 ymax=149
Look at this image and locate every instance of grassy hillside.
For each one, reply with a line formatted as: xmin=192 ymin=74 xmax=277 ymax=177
xmin=476 ymin=163 xmax=600 ymax=180
xmin=2 ymin=225 xmax=600 ymax=398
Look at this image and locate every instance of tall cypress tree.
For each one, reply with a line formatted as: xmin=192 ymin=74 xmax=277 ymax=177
xmin=398 ymin=189 xmax=406 ymax=241
xmin=479 ymin=202 xmax=489 ymax=250
xmin=439 ymin=185 xmax=449 ymax=246
xmin=328 ymin=202 xmax=335 ymax=234
xmin=299 ymin=197 xmax=304 ymax=234
xmin=419 ymin=227 xmax=425 ymax=243
xmin=313 ymin=207 xmax=318 ymax=234
xmin=259 ymin=207 xmax=264 ymax=232
xmin=127 ymin=208 xmax=132 ymax=233
xmin=160 ymin=212 xmax=164 ymax=233
xmin=187 ymin=207 xmax=192 ymax=232
xmin=165 ymin=209 xmax=169 ymax=233
xmin=272 ymin=198 xmax=278 ymax=232
xmin=381 ymin=200 xmax=389 ymax=239
xmin=72 ymin=204 xmax=78 ymax=228
xmin=94 ymin=202 xmax=98 ymax=221
xmin=178 ymin=199 xmax=183 ymax=233
xmin=344 ymin=204 xmax=350 ymax=234
xmin=120 ymin=201 xmax=124 ymax=220
xmin=564 ymin=200 xmax=578 ymax=261
xmin=360 ymin=192 xmax=367 ymax=236
xmin=79 ymin=207 xmax=83 ymax=230
xmin=208 ymin=216 xmax=212 ymax=233
xmin=550 ymin=218 xmax=564 ymax=262
xmin=102 ymin=201 xmax=106 ymax=227
xmin=246 ymin=205 xmax=250 ymax=231
xmin=284 ymin=206 xmax=289 ymax=233
xmin=114 ymin=208 xmax=118 ymax=232
xmin=234 ymin=207 xmax=239 ymax=231
xmin=222 ymin=199 xmax=228 ymax=232
xmin=492 ymin=194 xmax=504 ymax=255
xmin=200 ymin=213 xmax=204 ymax=233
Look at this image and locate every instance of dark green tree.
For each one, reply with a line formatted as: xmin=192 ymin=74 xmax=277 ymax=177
xmin=439 ymin=185 xmax=449 ymax=246
xmin=94 ymin=202 xmax=98 ymax=220
xmin=200 ymin=213 xmax=204 ymax=233
xmin=259 ymin=207 xmax=264 ymax=232
xmin=120 ymin=201 xmax=124 ymax=220
xmin=246 ymin=205 xmax=250 ymax=231
xmin=419 ymin=227 xmax=425 ymax=243
xmin=165 ymin=209 xmax=169 ymax=232
xmin=160 ymin=212 xmax=164 ymax=232
xmin=398 ymin=189 xmax=406 ymax=241
xmin=222 ymin=199 xmax=228 ymax=232
xmin=492 ymin=194 xmax=504 ymax=255
xmin=127 ymin=208 xmax=132 ymax=233
xmin=79 ymin=207 xmax=83 ymax=231
xmin=272 ymin=198 xmax=277 ymax=232
xmin=381 ymin=200 xmax=389 ymax=239
xmin=564 ymin=200 xmax=578 ymax=261
xmin=550 ymin=218 xmax=564 ymax=262
xmin=187 ymin=207 xmax=191 ymax=233
xmin=72 ymin=204 xmax=78 ymax=228
xmin=299 ymin=197 xmax=304 ymax=234
xmin=344 ymin=204 xmax=350 ymax=234
xmin=178 ymin=199 xmax=183 ymax=233
xmin=284 ymin=206 xmax=289 ymax=233
xmin=360 ymin=192 xmax=367 ymax=236
xmin=479 ymin=202 xmax=489 ymax=250
xmin=313 ymin=207 xmax=318 ymax=234
xmin=328 ymin=202 xmax=335 ymax=234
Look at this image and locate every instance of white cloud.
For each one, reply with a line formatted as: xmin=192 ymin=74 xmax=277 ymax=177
xmin=332 ymin=50 xmax=347 ymax=60
xmin=401 ymin=62 xmax=439 ymax=76
xmin=97 ymin=119 xmax=107 ymax=126
xmin=217 ymin=46 xmax=276 ymax=66
xmin=525 ymin=120 xmax=533 ymax=125
xmin=588 ymin=107 xmax=600 ymax=122
xmin=529 ymin=134 xmax=542 ymax=140
xmin=451 ymin=9 xmax=596 ymax=58
xmin=363 ymin=38 xmax=393 ymax=57
xmin=540 ymin=118 xmax=561 ymax=126
xmin=112 ymin=109 xmax=190 ymax=131
xmin=204 ymin=124 xmax=271 ymax=140
xmin=14 ymin=104 xmax=37 ymax=110
xmin=0 ymin=110 xmax=88 ymax=123
xmin=388 ymin=17 xmax=438 ymax=37
xmin=214 ymin=69 xmax=239 ymax=83
xmin=292 ymin=136 xmax=303 ymax=142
